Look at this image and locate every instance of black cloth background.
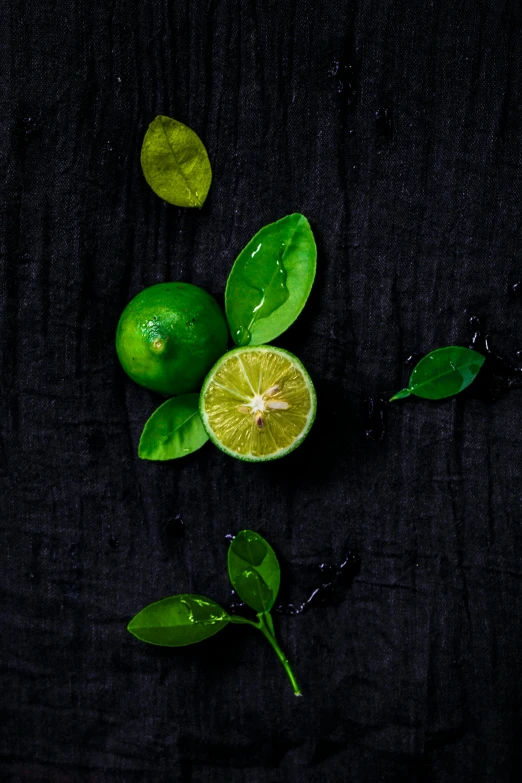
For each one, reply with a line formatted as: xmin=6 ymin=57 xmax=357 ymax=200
xmin=1 ymin=1 xmax=522 ymax=781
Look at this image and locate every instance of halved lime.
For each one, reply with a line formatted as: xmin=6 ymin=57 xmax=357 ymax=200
xmin=200 ymin=346 xmax=316 ymax=462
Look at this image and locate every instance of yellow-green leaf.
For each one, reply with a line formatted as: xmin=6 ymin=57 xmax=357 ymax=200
xmin=140 ymin=115 xmax=212 ymax=208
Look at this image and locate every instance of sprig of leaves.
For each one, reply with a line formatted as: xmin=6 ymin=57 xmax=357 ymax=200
xmin=390 ymin=346 xmax=485 ymax=402
xmin=128 ymin=530 xmax=302 ymax=696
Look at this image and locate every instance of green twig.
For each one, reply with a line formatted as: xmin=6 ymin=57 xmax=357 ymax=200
xmin=258 ymin=613 xmax=302 ymax=697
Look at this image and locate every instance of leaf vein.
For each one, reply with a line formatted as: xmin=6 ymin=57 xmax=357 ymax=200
xmin=159 ymin=117 xmax=201 ymax=206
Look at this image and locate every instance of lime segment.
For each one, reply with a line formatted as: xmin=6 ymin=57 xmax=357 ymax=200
xmin=200 ymin=346 xmax=316 ymax=461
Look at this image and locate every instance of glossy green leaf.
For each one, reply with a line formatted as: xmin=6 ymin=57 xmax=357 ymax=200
xmin=140 ymin=115 xmax=212 ymax=208
xmin=390 ymin=346 xmax=486 ymax=401
xmin=127 ymin=595 xmax=229 ymax=646
xmin=138 ymin=394 xmax=209 ymax=460
xmin=227 ymin=530 xmax=281 ymax=613
xmin=225 ymin=214 xmax=317 ymax=346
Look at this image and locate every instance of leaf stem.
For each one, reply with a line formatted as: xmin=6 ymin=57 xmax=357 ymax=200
xmin=258 ymin=613 xmax=302 ymax=697
xmin=228 ymin=615 xmax=261 ymax=629
xmin=264 ymin=612 xmax=276 ymax=637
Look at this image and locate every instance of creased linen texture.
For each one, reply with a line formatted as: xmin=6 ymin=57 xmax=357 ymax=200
xmin=1 ymin=0 xmax=521 ymax=781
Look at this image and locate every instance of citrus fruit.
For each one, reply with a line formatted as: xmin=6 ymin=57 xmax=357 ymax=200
xmin=116 ymin=283 xmax=229 ymax=396
xmin=200 ymin=345 xmax=316 ymax=461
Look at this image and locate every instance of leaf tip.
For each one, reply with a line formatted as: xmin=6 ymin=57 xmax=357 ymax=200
xmin=137 ymin=437 xmax=154 ymax=460
xmin=389 ymin=389 xmax=411 ymax=402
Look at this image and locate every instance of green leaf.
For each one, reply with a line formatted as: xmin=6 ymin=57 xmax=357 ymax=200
xmin=391 ymin=346 xmax=486 ymax=401
xmin=127 ymin=595 xmax=229 ymax=646
xmin=225 ymin=214 xmax=317 ymax=346
xmin=228 ymin=530 xmax=281 ymax=613
xmin=138 ymin=394 xmax=209 ymax=460
xmin=140 ymin=115 xmax=212 ymax=208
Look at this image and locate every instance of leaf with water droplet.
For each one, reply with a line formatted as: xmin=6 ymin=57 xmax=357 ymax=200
xmin=227 ymin=530 xmax=280 ymax=612
xmin=138 ymin=394 xmax=209 ymax=460
xmin=225 ymin=214 xmax=317 ymax=345
xmin=127 ymin=594 xmax=229 ymax=646
xmin=390 ymin=346 xmax=485 ymax=401
xmin=140 ymin=115 xmax=212 ymax=207
xmin=234 ymin=570 xmax=273 ymax=611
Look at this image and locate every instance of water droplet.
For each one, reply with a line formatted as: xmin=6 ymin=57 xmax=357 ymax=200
xmin=328 ymin=54 xmax=356 ymax=106
xmin=328 ymin=59 xmax=340 ymax=77
xmin=361 ymin=396 xmax=388 ymax=441
xmin=245 ymin=250 xmax=289 ymax=332
xmin=180 ymin=596 xmax=225 ymax=626
xmin=180 ymin=598 xmax=196 ymax=624
xmin=235 ymin=326 xmax=251 ymax=346
xmin=375 ymin=106 xmax=393 ymax=137
xmin=276 ymin=551 xmax=360 ymax=615
xmin=108 ymin=536 xmax=119 ymax=550
xmin=227 ymin=588 xmax=248 ymax=616
xmin=405 ymin=353 xmax=424 ymax=367
xmin=468 ymin=314 xmax=522 ymax=400
xmin=511 ymin=281 xmax=522 ymax=297
xmin=20 ymin=115 xmax=38 ymax=142
xmin=469 ymin=314 xmax=486 ymax=352
xmin=166 ymin=515 xmax=184 ymax=538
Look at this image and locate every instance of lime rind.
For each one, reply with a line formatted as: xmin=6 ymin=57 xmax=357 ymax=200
xmin=199 ymin=345 xmax=316 ymax=462
xmin=115 ymin=282 xmax=229 ymax=397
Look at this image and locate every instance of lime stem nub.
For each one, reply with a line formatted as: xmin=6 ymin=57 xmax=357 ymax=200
xmin=151 ymin=338 xmax=166 ymax=354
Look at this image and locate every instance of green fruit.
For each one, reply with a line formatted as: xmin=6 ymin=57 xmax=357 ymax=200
xmin=200 ymin=345 xmax=316 ymax=462
xmin=116 ymin=283 xmax=229 ymax=396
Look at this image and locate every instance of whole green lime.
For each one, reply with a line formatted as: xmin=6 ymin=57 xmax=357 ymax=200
xmin=116 ymin=283 xmax=229 ymax=396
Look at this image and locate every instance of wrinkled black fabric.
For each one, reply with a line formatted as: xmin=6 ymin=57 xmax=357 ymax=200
xmin=1 ymin=1 xmax=522 ymax=781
